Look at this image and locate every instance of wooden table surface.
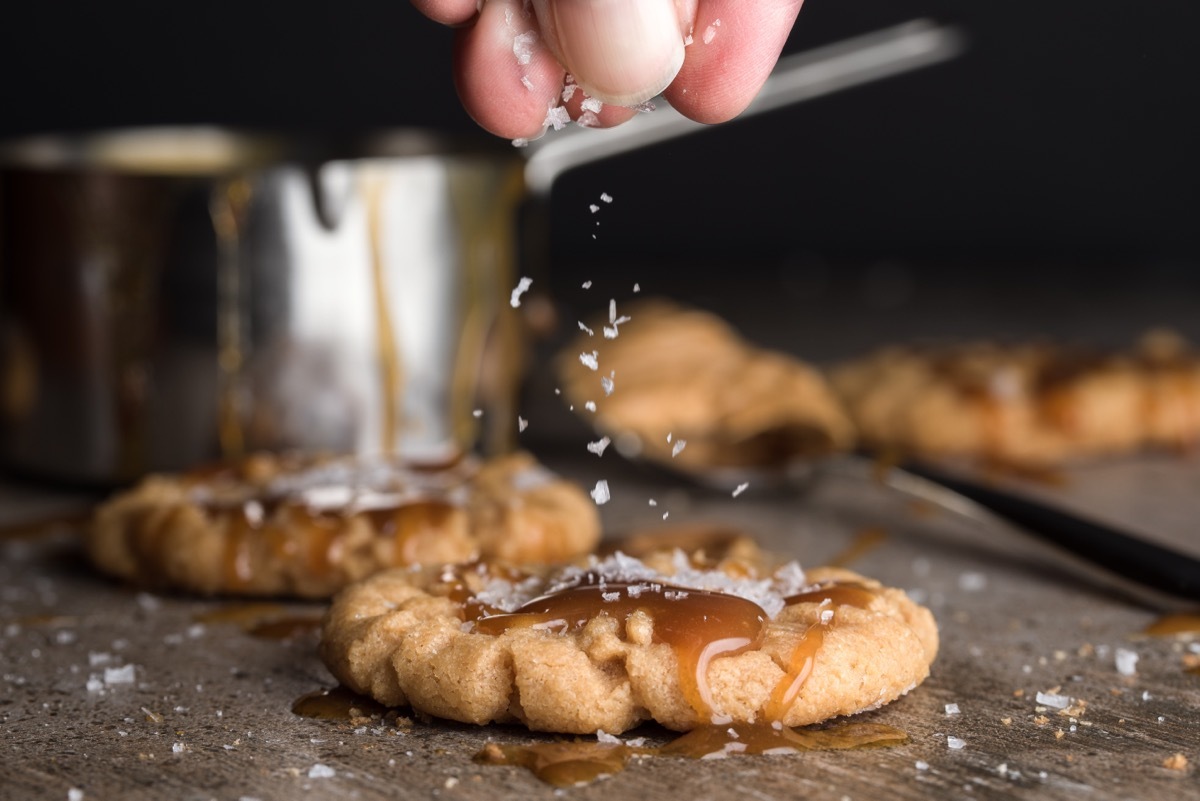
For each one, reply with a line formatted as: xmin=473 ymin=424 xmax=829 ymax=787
xmin=3 ymin=446 xmax=1199 ymax=801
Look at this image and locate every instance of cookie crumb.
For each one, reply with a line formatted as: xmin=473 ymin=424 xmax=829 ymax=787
xmin=1163 ymin=753 xmax=1188 ymax=771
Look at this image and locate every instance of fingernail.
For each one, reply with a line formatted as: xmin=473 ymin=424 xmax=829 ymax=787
xmin=533 ymin=0 xmax=685 ymax=106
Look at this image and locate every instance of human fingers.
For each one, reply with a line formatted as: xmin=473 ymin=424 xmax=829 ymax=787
xmin=530 ymin=0 xmax=695 ymax=107
xmin=410 ymin=0 xmax=480 ymax=26
xmin=452 ymin=0 xmax=567 ymax=139
xmin=665 ymin=0 xmax=804 ymax=124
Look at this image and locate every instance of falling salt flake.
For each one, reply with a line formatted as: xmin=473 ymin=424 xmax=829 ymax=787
xmin=648 ymin=499 xmax=657 ymax=506
xmin=172 ymin=742 xmax=185 ymax=754
xmin=513 ymin=30 xmax=539 ymax=65
xmin=633 ymin=283 xmax=641 ymax=293
xmin=584 ymin=401 xmax=597 ymax=412
xmin=1115 ymin=648 xmax=1139 ymax=676
xmin=666 ymin=432 xmax=673 ymax=443
xmin=587 ymin=437 xmax=611 ymax=457
xmin=732 ymin=482 xmax=749 ymax=498
xmin=308 ymin=764 xmax=336 ymax=779
xmin=509 ymin=276 xmax=533 ymax=307
xmin=590 ymin=480 xmax=611 ymax=505
xmin=472 ymin=409 xmax=483 ymax=419
xmin=554 ymin=387 xmax=561 ymax=395
xmin=544 ymin=105 xmax=571 ymax=131
xmin=662 ymin=511 xmax=670 ymax=520
xmin=68 ymin=790 xmax=84 ymax=801
xmin=579 ymin=351 xmax=599 ymax=371
xmin=958 ymin=572 xmax=987 ymax=592
xmin=581 ymin=96 xmax=603 ymax=114
xmin=589 ymin=204 xmax=600 ymax=213
xmin=582 ymin=280 xmax=593 ymax=289
xmin=518 ymin=417 xmax=528 ymax=433
xmin=1035 ymin=691 xmax=1070 ymax=709
xmin=578 ymin=321 xmax=594 ymax=336
xmin=600 ymin=192 xmax=613 ymax=203
xmin=945 ymin=703 xmax=961 ymax=715
xmin=946 ymin=736 xmax=966 ymax=750
xmin=600 ymin=375 xmax=615 ymax=396
xmin=671 ymin=439 xmax=688 ymax=458
xmin=603 ymin=326 xmax=619 ymax=339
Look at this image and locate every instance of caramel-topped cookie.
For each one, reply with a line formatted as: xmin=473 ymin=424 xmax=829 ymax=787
xmin=830 ymin=331 xmax=1200 ymax=466
xmin=319 ymin=549 xmax=937 ymax=734
xmin=88 ymin=451 xmax=600 ymax=598
xmin=557 ymin=299 xmax=855 ymax=472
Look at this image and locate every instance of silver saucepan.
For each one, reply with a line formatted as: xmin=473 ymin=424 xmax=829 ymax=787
xmin=0 ymin=20 xmax=961 ymax=485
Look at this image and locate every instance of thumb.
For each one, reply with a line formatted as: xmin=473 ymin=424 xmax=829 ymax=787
xmin=530 ymin=0 xmax=692 ymax=107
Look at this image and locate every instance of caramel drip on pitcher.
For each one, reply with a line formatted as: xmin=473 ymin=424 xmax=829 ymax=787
xmin=472 ymin=573 xmax=767 ymax=721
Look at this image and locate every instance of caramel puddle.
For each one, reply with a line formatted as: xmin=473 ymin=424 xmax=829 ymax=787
xmin=474 ymin=721 xmax=908 ymax=787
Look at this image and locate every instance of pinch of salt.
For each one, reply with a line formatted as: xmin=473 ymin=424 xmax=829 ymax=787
xmin=518 ymin=417 xmax=528 ymax=433
xmin=587 ymin=437 xmax=611 ymax=457
xmin=732 ymin=482 xmax=749 ymax=497
xmin=1035 ymin=691 xmax=1070 ymax=709
xmin=509 ymin=276 xmax=533 ymax=307
xmin=945 ymin=703 xmax=961 ymax=715
xmin=946 ymin=736 xmax=966 ymax=750
xmin=600 ymin=376 xmax=614 ymax=396
xmin=1115 ymin=648 xmax=1139 ymax=676
xmin=590 ymin=480 xmax=611 ymax=505
xmin=671 ymin=439 xmax=687 ymax=458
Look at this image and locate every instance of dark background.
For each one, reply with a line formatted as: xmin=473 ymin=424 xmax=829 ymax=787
xmin=2 ymin=0 xmax=1198 ymax=348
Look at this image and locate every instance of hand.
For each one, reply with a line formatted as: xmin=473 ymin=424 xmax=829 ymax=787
xmin=411 ymin=0 xmax=804 ymax=139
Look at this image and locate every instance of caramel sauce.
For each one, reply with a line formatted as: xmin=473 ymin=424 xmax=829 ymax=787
xmin=246 ymin=615 xmax=323 ymax=641
xmin=1143 ymin=612 xmax=1200 ymax=638
xmin=765 ymin=620 xmax=826 ymax=721
xmin=362 ymin=500 xmax=457 ymax=564
xmin=785 ymin=582 xmax=878 ymax=610
xmin=474 ymin=720 xmax=908 ymax=787
xmin=828 ymin=527 xmax=888 ymax=569
xmin=292 ymin=686 xmax=389 ymax=721
xmin=193 ymin=602 xmax=289 ymax=627
xmin=472 ymin=574 xmax=767 ymax=721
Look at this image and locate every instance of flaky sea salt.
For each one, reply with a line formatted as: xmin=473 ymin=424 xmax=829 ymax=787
xmin=472 ymin=409 xmax=483 ymax=418
xmin=1035 ymin=691 xmax=1070 ymax=709
xmin=589 ymin=204 xmax=600 ymax=213
xmin=671 ymin=439 xmax=687 ymax=458
xmin=518 ymin=417 xmax=528 ymax=433
xmin=945 ymin=703 xmax=961 ymax=715
xmin=581 ymin=96 xmax=603 ymax=114
xmin=579 ymin=351 xmax=599 ymax=371
xmin=512 ymin=30 xmax=538 ymax=64
xmin=603 ymin=325 xmax=618 ymax=339
xmin=509 ymin=276 xmax=532 ymax=307
xmin=172 ymin=743 xmax=185 ymax=754
xmin=703 ymin=20 xmax=720 ymax=44
xmin=587 ymin=437 xmax=611 ymax=457
xmin=633 ymin=283 xmax=641 ymax=292
xmin=584 ymin=401 xmax=596 ymax=412
xmin=732 ymin=483 xmax=749 ymax=497
xmin=590 ymin=480 xmax=611 ymax=505
xmin=582 ymin=280 xmax=592 ymax=289
xmin=915 ymin=760 xmax=929 ymax=771
xmin=648 ymin=499 xmax=657 ymax=506
xmin=600 ymin=192 xmax=613 ymax=203
xmin=947 ymin=736 xmax=966 ymax=750
xmin=68 ymin=790 xmax=84 ymax=801
xmin=1115 ymin=648 xmax=1139 ymax=676
xmin=104 ymin=665 xmax=136 ymax=685
xmin=544 ymin=105 xmax=571 ymax=131
xmin=308 ymin=764 xmax=336 ymax=779
xmin=600 ymin=375 xmax=615 ymax=395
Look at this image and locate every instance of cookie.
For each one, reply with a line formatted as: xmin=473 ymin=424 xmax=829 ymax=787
xmin=830 ymin=330 xmax=1200 ymax=466
xmin=319 ymin=548 xmax=937 ymax=734
xmin=557 ymin=299 xmax=855 ymax=472
xmin=87 ymin=451 xmax=601 ymax=598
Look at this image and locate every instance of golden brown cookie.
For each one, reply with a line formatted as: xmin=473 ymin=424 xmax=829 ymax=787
xmin=830 ymin=331 xmax=1200 ymax=466
xmin=88 ymin=451 xmax=601 ymax=598
xmin=556 ymin=299 xmax=855 ymax=472
xmin=319 ymin=549 xmax=937 ymax=734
